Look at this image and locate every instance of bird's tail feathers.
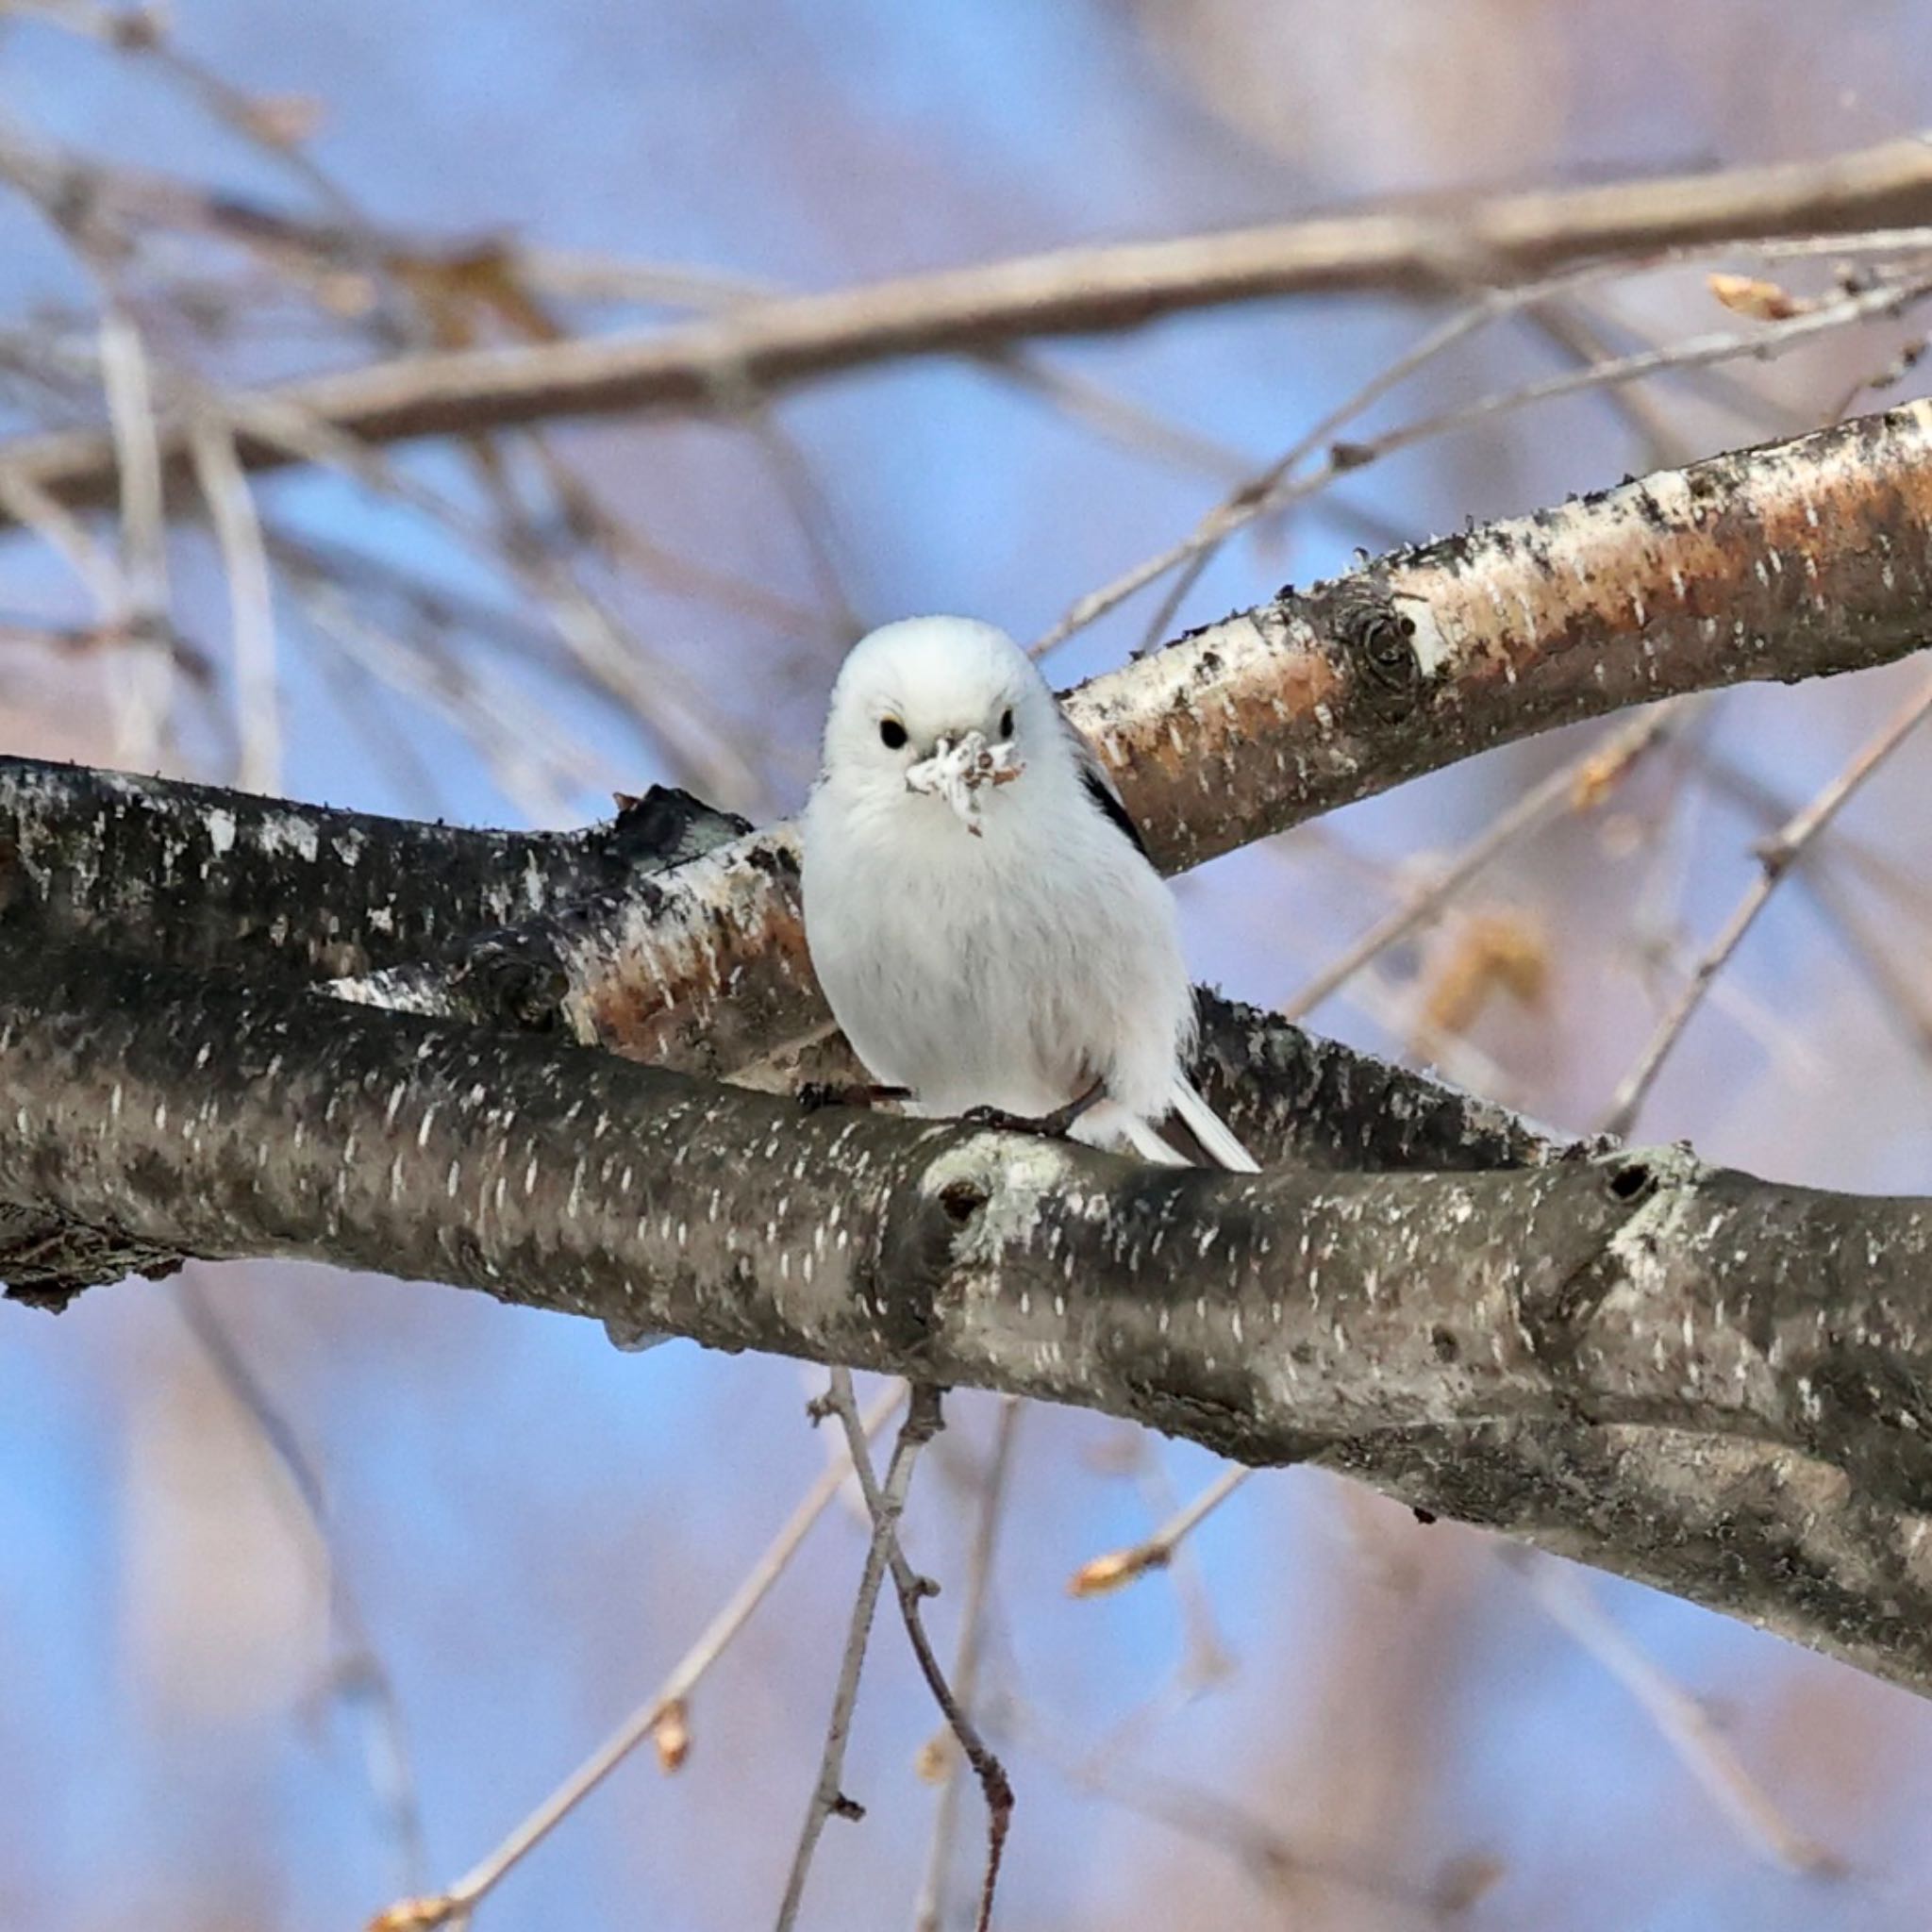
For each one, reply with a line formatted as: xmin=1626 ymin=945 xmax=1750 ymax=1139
xmin=1110 ymin=1108 xmax=1191 ymax=1168
xmin=1083 ymin=1084 xmax=1260 ymax=1172
xmin=1168 ymin=1076 xmax=1260 ymax=1173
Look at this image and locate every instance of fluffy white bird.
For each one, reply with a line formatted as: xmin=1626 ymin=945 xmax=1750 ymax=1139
xmin=800 ymin=615 xmax=1257 ymax=1171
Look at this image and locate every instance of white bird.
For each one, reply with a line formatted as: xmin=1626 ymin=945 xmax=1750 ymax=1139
xmin=799 ymin=615 xmax=1257 ymax=1172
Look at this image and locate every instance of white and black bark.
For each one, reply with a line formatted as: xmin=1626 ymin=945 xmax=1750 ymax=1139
xmin=6 ymin=407 xmax=1932 ymax=1695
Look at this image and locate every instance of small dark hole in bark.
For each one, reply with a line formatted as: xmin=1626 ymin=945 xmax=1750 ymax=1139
xmin=1431 ymin=1326 xmax=1460 ymax=1363
xmin=1607 ymin=1161 xmax=1656 ymax=1203
xmin=1412 ymin=1507 xmax=1438 ymax=1525
xmin=939 ymin=1180 xmax=987 ymax=1225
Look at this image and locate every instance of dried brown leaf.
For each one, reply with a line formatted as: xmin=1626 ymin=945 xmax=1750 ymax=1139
xmin=1420 ymin=912 xmax=1550 ymax=1040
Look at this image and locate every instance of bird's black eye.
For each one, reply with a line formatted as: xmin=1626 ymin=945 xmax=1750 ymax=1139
xmin=879 ymin=718 xmax=908 ymax=750
xmin=999 ymin=707 xmax=1014 ymax=739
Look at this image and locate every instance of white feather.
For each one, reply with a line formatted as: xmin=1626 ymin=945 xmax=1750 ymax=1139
xmin=1170 ymin=1075 xmax=1260 ymax=1174
xmin=800 ymin=615 xmax=1258 ymax=1172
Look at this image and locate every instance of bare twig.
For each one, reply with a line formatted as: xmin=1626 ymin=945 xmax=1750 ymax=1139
xmin=0 ymin=465 xmax=127 ymax=616
xmin=1043 ymin=265 xmax=1932 ymax=652
xmin=803 ymin=1376 xmax=1017 ymax=1932
xmin=1070 ymin=1463 xmax=1254 ymax=1599
xmin=1107 ymin=297 xmax=1502 ymax=660
xmin=911 ymin=1395 xmax=1024 ymax=1932
xmin=173 ymin=1274 xmax=425 ymax=1893
xmin=1284 ymin=705 xmax=1679 ymax=1022
xmin=1007 ymin=1700 xmax=1471 ymax=1921
xmin=372 ymin=1381 xmax=905 ymax=1932
xmin=187 ymin=414 xmax=281 ymax=792
xmin=775 ymin=1375 xmax=940 ymax=1932
xmin=1519 ymin=1554 xmax=1843 ymax=1874
xmin=1602 ymin=669 xmax=1932 ymax=1136
xmin=94 ymin=305 xmax=175 ymax=765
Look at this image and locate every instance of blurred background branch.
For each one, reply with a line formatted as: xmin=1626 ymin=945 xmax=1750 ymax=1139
xmin=5 ymin=6 xmax=1932 ymax=1930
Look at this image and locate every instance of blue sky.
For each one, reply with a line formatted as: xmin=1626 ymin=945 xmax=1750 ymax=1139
xmin=4 ymin=4 xmax=1932 ymax=1928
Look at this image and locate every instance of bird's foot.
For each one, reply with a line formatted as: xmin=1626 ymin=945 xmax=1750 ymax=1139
xmin=960 ymin=1078 xmax=1105 ymax=1141
xmin=796 ymin=1081 xmax=913 ymax=1114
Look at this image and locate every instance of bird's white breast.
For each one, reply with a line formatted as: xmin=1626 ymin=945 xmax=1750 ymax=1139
xmin=801 ymin=770 xmax=1191 ymax=1123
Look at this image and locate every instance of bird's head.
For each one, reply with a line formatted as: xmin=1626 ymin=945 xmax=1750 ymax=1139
xmin=818 ymin=616 xmax=1058 ymax=833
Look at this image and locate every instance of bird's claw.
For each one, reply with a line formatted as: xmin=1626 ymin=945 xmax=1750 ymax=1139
xmin=959 ymin=1103 xmax=1053 ymax=1137
xmin=959 ymin=1081 xmax=1103 ymax=1141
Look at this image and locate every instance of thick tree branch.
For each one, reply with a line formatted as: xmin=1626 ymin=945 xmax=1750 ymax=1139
xmin=0 ymin=761 xmax=1551 ymax=1174
xmin=0 ymin=757 xmax=743 ymax=983
xmin=5 ymin=140 xmax=1931 ymax=513
xmin=329 ymin=404 xmax=1931 ymax=1074
xmin=10 ymin=408 xmax=1928 ymax=1091
xmin=4 ymin=952 xmax=1931 ymax=1689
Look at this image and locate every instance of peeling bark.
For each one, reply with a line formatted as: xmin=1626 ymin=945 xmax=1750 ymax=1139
xmin=5 ymin=952 xmax=1932 ymax=1689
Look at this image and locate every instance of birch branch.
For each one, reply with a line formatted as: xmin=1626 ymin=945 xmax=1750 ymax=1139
xmin=329 ymin=403 xmax=1932 ymax=1074
xmin=0 ymin=757 xmax=744 ymax=984
xmin=4 ymin=950 xmax=1932 ymax=1692
xmin=11 ymin=406 xmax=1929 ymax=1094
xmin=5 ymin=139 xmax=1931 ymax=515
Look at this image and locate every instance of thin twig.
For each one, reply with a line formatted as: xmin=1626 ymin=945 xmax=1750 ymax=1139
xmin=0 ymin=464 xmax=127 ymax=617
xmin=1069 ymin=1463 xmax=1254 ymax=1599
xmin=1041 ymin=264 xmax=1932 ymax=653
xmin=1284 ymin=704 xmax=1678 ymax=1022
xmin=290 ymin=572 xmax=603 ymax=823
xmin=1692 ymin=740 xmax=1932 ymax=931
xmin=823 ymin=1377 xmax=1013 ymax=1932
xmin=172 ymin=1275 xmax=426 ymax=1893
xmin=911 ymin=1394 xmax=1023 ymax=1932
xmin=775 ymin=1374 xmax=941 ymax=1932
xmin=1006 ymin=1698 xmax=1471 ymax=1922
xmin=187 ymin=413 xmax=282 ymax=792
xmin=1519 ymin=1554 xmax=1844 ymax=1874
xmin=1120 ymin=297 xmax=1502 ymax=658
xmin=1602 ymin=669 xmax=1932 ymax=1135
xmin=370 ymin=1381 xmax=906 ymax=1932
xmin=217 ymin=381 xmax=771 ymax=809
xmin=94 ymin=304 xmax=175 ymax=766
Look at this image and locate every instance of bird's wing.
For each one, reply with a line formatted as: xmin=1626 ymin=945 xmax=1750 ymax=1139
xmin=1060 ymin=713 xmax=1154 ymax=860
xmin=1060 ymin=715 xmax=1261 ymax=1174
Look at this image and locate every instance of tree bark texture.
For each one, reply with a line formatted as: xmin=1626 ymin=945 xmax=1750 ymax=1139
xmin=377 ymin=403 xmax=1932 ymax=1076
xmin=5 ymin=949 xmax=1932 ymax=1690
xmin=6 ymin=408 xmax=1932 ymax=1693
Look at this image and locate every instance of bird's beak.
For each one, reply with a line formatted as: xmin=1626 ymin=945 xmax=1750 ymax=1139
xmin=904 ymin=730 xmax=1023 ymax=834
